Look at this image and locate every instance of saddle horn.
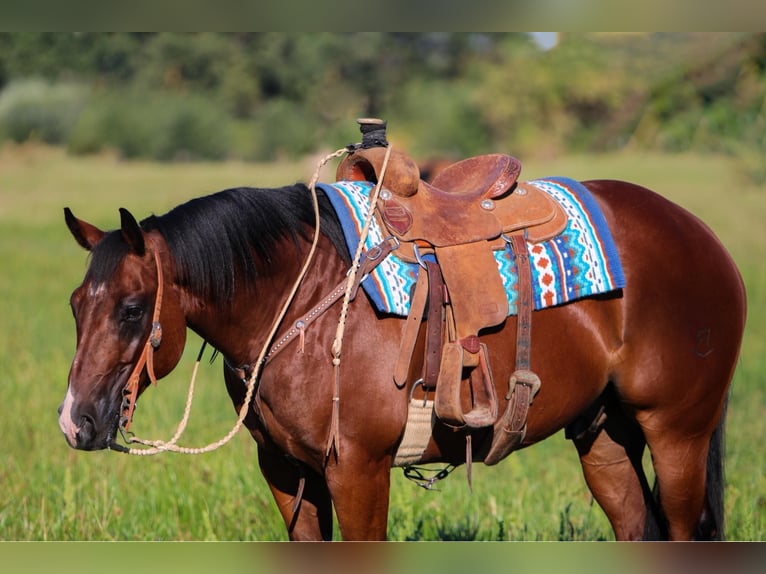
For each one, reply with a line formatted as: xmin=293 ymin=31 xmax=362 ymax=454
xmin=337 ymin=118 xmax=421 ymax=197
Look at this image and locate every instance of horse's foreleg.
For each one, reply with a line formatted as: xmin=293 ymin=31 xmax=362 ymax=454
xmin=325 ymin=452 xmax=392 ymax=540
xmin=572 ymin=404 xmax=657 ymax=541
xmin=258 ymin=445 xmax=334 ymax=541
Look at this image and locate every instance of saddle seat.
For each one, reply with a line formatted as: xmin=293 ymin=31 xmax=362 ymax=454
xmin=337 ymin=146 xmax=519 ymax=199
xmin=429 ymin=153 xmax=522 ymax=200
xmin=337 ymin=146 xmax=567 ymax=249
xmin=336 ymin=144 xmax=563 ymax=436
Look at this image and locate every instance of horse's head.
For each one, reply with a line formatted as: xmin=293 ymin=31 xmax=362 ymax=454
xmin=59 ymin=207 xmax=187 ymax=451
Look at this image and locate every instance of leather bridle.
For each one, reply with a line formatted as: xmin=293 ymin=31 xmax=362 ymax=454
xmin=117 ymin=236 xmax=399 ymax=437
xmin=119 ymin=249 xmax=164 ymax=433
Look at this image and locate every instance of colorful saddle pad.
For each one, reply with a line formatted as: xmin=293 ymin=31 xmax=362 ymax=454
xmin=317 ymin=177 xmax=625 ymax=317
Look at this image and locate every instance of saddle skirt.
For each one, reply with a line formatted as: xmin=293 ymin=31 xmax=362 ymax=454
xmin=318 ymin=176 xmax=625 ymax=317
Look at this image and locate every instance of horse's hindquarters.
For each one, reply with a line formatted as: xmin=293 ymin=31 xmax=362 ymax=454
xmin=587 ymin=179 xmax=745 ymax=421
xmin=583 ymin=179 xmax=745 ymax=539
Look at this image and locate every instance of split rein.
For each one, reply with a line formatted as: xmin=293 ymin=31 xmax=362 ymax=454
xmin=117 ymin=145 xmax=393 ymax=456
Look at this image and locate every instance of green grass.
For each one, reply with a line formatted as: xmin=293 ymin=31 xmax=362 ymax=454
xmin=0 ymin=143 xmax=763 ymax=541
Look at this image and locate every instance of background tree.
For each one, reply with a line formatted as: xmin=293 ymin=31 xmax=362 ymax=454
xmin=0 ymin=32 xmax=762 ymax=176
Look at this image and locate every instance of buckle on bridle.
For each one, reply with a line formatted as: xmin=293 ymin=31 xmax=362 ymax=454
xmin=150 ymin=321 xmax=162 ymax=348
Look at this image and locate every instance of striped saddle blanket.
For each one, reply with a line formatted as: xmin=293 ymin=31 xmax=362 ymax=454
xmin=317 ymin=176 xmax=625 ymax=317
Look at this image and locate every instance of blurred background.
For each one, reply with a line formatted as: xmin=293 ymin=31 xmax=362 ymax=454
xmin=0 ymin=32 xmax=763 ymax=183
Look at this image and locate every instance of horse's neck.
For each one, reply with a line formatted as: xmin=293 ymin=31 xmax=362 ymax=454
xmin=180 ymin=235 xmax=347 ymax=367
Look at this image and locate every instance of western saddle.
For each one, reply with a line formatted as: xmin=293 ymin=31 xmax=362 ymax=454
xmin=336 ymin=119 xmax=567 ymax=463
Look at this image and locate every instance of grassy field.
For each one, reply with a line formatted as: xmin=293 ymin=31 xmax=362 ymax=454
xmin=0 ymin=143 xmax=764 ymax=541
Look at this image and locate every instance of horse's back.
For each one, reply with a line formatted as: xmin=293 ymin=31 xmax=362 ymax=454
xmin=583 ymin=178 xmax=745 ymax=332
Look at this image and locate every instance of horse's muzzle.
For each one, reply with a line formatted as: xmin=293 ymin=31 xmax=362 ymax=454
xmin=58 ymin=393 xmax=115 ymax=451
xmin=74 ymin=414 xmax=98 ymax=450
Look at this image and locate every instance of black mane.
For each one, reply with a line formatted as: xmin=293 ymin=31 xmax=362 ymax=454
xmin=87 ymin=184 xmax=348 ymax=303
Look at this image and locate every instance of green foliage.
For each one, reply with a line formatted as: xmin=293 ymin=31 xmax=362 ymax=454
xmin=68 ymin=90 xmax=231 ymax=161
xmin=0 ymin=78 xmax=89 ymax=144
xmin=239 ymin=99 xmax=318 ymax=161
xmin=391 ymin=78 xmax=490 ymax=157
xmin=1 ymin=32 xmax=765 ymax=177
xmin=134 ymin=33 xmax=238 ymax=93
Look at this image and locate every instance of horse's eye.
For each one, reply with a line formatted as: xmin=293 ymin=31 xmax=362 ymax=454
xmin=121 ymin=305 xmax=144 ymax=323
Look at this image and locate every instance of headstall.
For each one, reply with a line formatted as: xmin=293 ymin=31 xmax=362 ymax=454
xmin=119 ymin=249 xmax=164 ymax=433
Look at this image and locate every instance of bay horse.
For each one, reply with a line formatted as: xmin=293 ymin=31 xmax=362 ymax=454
xmin=58 ymin=169 xmax=745 ymax=540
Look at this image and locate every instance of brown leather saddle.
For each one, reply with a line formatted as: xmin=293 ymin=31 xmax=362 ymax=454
xmin=337 ymin=128 xmax=567 ymax=461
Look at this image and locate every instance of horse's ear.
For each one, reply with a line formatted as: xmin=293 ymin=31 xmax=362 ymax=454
xmin=119 ymin=208 xmax=145 ymax=256
xmin=64 ymin=207 xmax=105 ymax=251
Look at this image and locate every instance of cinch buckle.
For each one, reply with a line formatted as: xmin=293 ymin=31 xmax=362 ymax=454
xmin=409 ymin=378 xmax=430 ymax=407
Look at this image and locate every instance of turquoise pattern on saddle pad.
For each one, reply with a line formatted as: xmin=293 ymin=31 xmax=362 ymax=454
xmin=317 ymin=177 xmax=625 ymax=317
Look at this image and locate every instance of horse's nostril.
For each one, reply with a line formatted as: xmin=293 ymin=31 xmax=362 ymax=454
xmin=57 ymin=403 xmax=63 ymax=416
xmin=75 ymin=414 xmax=97 ymax=449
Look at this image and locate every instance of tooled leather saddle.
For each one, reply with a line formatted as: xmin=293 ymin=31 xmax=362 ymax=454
xmin=337 ymin=119 xmax=568 ymax=463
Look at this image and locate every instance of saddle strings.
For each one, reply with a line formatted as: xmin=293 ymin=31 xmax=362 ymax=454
xmin=124 ymin=147 xmax=349 ymax=456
